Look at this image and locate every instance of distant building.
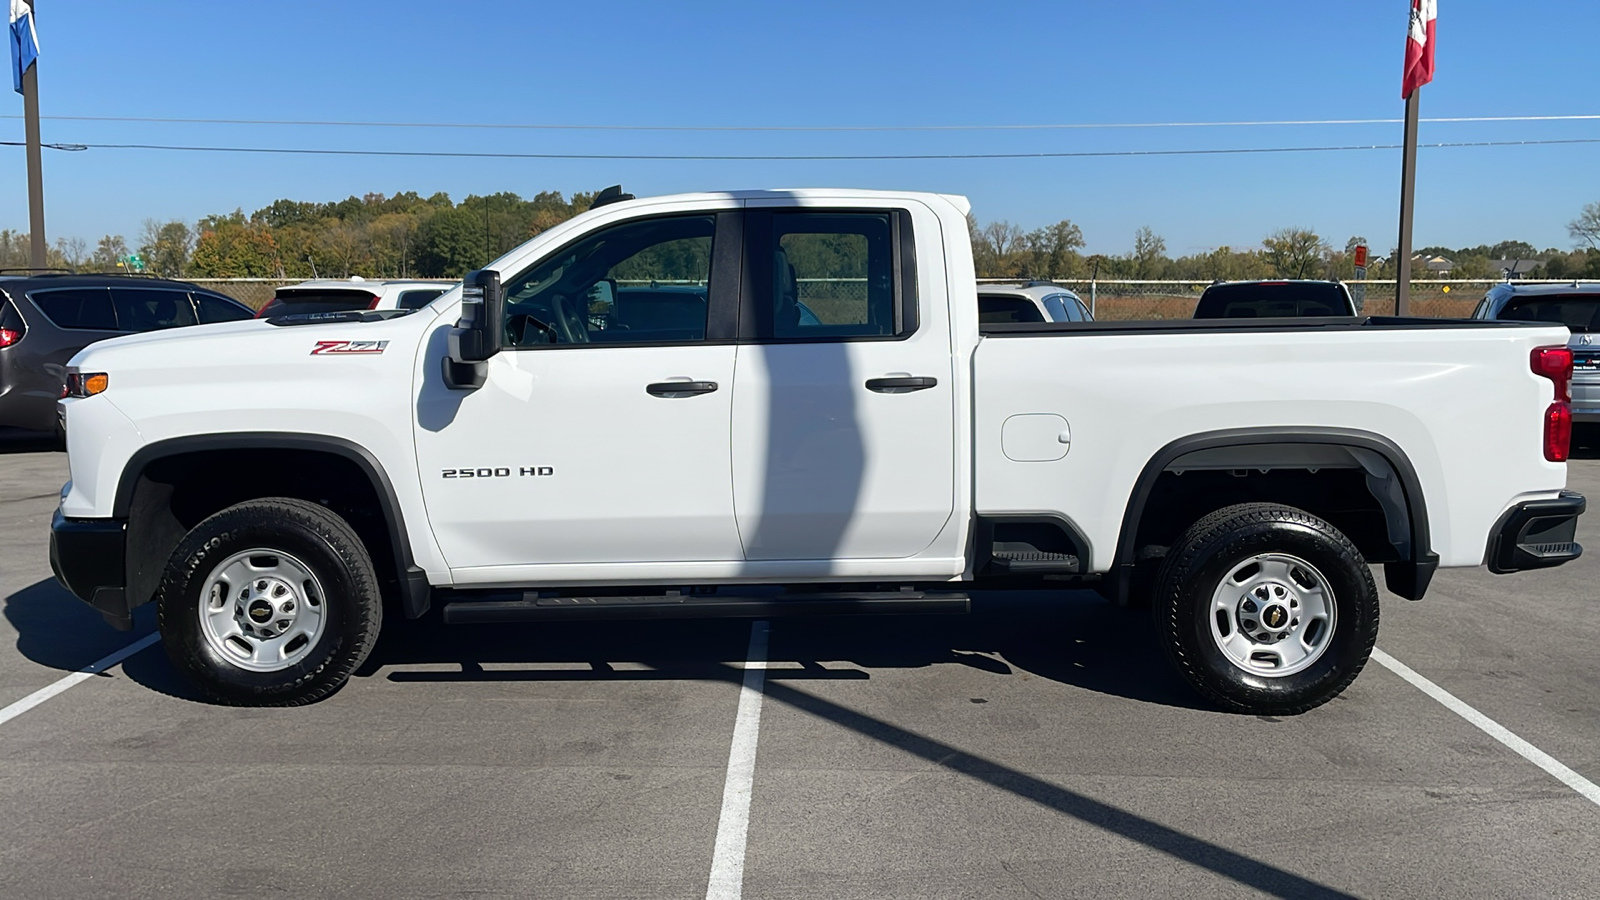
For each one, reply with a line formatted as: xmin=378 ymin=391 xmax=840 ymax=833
xmin=1411 ymin=254 xmax=1455 ymax=273
xmin=1488 ymin=258 xmax=1544 ymax=279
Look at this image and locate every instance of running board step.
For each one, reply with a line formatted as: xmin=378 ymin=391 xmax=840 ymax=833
xmin=441 ymin=590 xmax=970 ymax=624
xmin=987 ymin=551 xmax=1080 ymax=574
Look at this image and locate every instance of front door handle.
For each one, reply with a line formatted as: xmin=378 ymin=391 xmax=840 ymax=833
xmin=646 ymin=380 xmax=719 ymax=397
xmin=865 ymin=376 xmax=938 ymax=394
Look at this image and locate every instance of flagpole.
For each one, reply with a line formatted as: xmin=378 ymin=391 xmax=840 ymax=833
xmin=1395 ymin=86 xmax=1419 ymax=317
xmin=21 ymin=0 xmax=47 ymax=270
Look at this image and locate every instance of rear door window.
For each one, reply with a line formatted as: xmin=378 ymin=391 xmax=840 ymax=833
xmin=29 ymin=287 xmax=117 ymax=330
xmin=111 ymin=288 xmax=197 ymax=331
xmin=746 ymin=210 xmax=908 ymax=340
xmin=193 ymin=293 xmax=255 ymax=323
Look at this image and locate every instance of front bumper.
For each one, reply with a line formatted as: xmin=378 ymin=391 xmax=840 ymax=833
xmin=1486 ymin=491 xmax=1585 ymax=574
xmin=49 ymin=509 xmax=132 ymax=630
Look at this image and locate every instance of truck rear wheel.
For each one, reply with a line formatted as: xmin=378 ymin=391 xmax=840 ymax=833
xmin=157 ymin=498 xmax=382 ymax=705
xmin=1153 ymin=503 xmax=1378 ymax=715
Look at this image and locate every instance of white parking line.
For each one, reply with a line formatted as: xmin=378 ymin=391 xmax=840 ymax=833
xmin=0 ymin=632 xmax=161 ymax=728
xmin=1373 ymin=648 xmax=1600 ymax=807
xmin=705 ymin=620 xmax=770 ymax=900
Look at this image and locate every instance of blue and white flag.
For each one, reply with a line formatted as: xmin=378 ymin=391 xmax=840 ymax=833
xmin=10 ymin=0 xmax=39 ymax=94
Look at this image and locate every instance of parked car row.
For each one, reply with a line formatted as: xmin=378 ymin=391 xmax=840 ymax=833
xmin=973 ymin=278 xmax=1361 ymax=323
xmin=254 ymin=277 xmax=453 ymax=318
xmin=0 ymin=272 xmax=455 ymax=438
xmin=0 ymin=272 xmax=256 ymax=436
xmin=1474 ymin=281 xmax=1600 ymax=423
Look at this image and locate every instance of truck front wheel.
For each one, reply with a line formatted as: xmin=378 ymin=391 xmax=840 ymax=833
xmin=157 ymin=498 xmax=383 ymax=705
xmin=1153 ymin=503 xmax=1378 ymax=715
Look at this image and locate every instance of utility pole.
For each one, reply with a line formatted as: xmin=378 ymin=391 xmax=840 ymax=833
xmin=1395 ymin=0 xmax=1435 ymax=317
xmin=20 ymin=0 xmax=47 ymax=269
xmin=1394 ymin=86 xmax=1419 ymax=317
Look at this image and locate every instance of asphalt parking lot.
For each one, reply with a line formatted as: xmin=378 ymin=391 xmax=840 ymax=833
xmin=2 ymin=430 xmax=1599 ymax=899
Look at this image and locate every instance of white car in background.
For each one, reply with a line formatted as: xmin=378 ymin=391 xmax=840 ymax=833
xmin=254 ymin=277 xmax=456 ymax=318
xmin=977 ymin=281 xmax=1093 ymax=324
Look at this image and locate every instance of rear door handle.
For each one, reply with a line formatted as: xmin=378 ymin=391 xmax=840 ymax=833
xmin=646 ymin=380 xmax=718 ymax=397
xmin=865 ymin=376 xmax=938 ymax=394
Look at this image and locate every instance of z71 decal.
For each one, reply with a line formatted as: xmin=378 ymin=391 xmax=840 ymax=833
xmin=312 ymin=340 xmax=389 ymax=355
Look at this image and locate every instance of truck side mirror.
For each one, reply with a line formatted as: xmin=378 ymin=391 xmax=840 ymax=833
xmin=444 ymin=268 xmax=504 ymax=390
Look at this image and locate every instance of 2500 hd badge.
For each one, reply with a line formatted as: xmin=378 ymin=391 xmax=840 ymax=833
xmin=441 ymin=466 xmax=555 ymax=478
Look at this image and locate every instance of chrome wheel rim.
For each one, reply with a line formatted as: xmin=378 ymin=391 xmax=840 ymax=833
xmin=197 ymin=549 xmax=327 ymax=672
xmin=1208 ymin=553 xmax=1336 ymax=677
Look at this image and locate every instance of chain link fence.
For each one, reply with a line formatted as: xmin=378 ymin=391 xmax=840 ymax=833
xmin=190 ymin=276 xmax=1559 ymax=320
xmin=978 ymin=279 xmax=1576 ymax=320
xmin=186 ymin=278 xmax=297 ymax=311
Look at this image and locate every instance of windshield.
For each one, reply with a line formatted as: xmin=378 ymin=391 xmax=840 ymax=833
xmin=1497 ymin=295 xmax=1600 ymax=332
xmin=1193 ymin=282 xmax=1350 ymax=319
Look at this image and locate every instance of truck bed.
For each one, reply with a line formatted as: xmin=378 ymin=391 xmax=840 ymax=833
xmin=973 ymin=314 xmax=1571 ymax=574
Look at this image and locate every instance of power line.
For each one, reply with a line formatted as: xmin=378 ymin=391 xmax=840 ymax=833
xmin=1 ymin=113 xmax=1598 ymax=132
xmin=5 ymin=137 xmax=1600 ymax=161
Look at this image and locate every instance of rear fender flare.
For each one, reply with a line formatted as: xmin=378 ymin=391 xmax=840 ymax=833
xmin=1112 ymin=427 xmax=1436 ymax=601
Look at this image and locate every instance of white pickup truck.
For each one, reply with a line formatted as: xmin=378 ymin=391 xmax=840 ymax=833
xmin=49 ymin=188 xmax=1584 ymax=715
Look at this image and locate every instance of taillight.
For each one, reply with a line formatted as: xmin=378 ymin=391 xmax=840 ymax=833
xmin=1545 ymin=403 xmax=1573 ymax=463
xmin=0 ymin=327 xmax=19 ymax=348
xmin=1531 ymin=346 xmax=1573 ymax=401
xmin=367 ymin=294 xmax=382 ymax=310
xmin=1532 ymin=345 xmax=1574 ymax=462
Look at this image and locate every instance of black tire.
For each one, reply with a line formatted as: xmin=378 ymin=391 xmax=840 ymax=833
xmin=1153 ymin=503 xmax=1379 ymax=715
xmin=157 ymin=497 xmax=383 ymax=706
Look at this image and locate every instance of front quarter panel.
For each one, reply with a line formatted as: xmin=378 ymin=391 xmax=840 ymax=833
xmin=62 ymin=315 xmax=450 ymax=579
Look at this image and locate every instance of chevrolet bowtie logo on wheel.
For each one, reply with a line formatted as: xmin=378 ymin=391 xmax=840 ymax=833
xmin=1265 ymin=606 xmax=1287 ymax=628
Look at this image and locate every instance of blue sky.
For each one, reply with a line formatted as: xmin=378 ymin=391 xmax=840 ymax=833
xmin=5 ymin=0 xmax=1598 ymax=256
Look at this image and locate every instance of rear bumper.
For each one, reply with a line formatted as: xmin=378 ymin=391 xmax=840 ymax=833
xmin=49 ymin=509 xmax=132 ymax=629
xmin=1487 ymin=491 xmax=1585 ymax=574
xmin=1571 ymin=381 xmax=1600 ymax=422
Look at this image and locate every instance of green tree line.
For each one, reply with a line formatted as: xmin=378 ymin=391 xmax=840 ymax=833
xmin=2 ymin=190 xmax=597 ymax=280
xmin=968 ymin=200 xmax=1600 ymax=281
xmin=6 ymin=193 xmax=1600 ymax=282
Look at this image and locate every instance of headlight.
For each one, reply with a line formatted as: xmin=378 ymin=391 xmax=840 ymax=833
xmin=64 ymin=372 xmax=109 ymax=398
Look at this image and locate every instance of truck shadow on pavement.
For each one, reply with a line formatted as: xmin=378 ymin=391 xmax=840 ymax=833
xmin=2 ymin=578 xmax=202 ymax=700
xmin=372 ymin=592 xmax=1350 ymax=900
xmin=4 ymin=578 xmax=1204 ymax=710
xmin=0 ymin=427 xmax=59 ymax=454
xmin=367 ymin=590 xmax=1206 ymax=711
xmin=4 ymin=579 xmax=1354 ymax=899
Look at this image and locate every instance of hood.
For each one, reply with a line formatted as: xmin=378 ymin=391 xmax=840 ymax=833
xmin=68 ymin=310 xmax=431 ymax=372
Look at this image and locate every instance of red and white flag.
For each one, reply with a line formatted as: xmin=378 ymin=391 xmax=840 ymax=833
xmin=1402 ymin=0 xmax=1437 ymax=98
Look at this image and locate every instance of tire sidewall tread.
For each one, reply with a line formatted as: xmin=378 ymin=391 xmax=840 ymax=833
xmin=157 ymin=497 xmax=382 ymax=706
xmin=1154 ymin=503 xmax=1379 ymax=716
